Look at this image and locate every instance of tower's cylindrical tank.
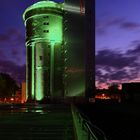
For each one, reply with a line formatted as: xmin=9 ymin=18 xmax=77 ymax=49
xmin=23 ymin=1 xmax=64 ymax=101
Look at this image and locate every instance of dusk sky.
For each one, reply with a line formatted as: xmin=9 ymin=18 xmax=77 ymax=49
xmin=0 ymin=0 xmax=140 ymax=88
xmin=96 ymin=0 xmax=140 ymax=88
xmin=0 ymin=0 xmax=62 ymax=84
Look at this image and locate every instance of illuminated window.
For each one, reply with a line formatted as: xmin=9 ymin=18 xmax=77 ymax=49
xmin=39 ymin=56 xmax=42 ymax=60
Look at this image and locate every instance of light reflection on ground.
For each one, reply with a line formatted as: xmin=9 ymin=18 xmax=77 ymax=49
xmin=0 ymin=104 xmax=74 ymax=140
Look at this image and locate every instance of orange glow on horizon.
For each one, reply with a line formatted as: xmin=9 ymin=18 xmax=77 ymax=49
xmin=96 ymin=77 xmax=140 ymax=90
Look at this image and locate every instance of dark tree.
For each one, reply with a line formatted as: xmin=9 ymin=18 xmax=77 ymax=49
xmin=108 ymin=83 xmax=120 ymax=94
xmin=0 ymin=73 xmax=19 ymax=97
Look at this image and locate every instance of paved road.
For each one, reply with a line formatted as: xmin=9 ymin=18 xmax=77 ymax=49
xmin=0 ymin=104 xmax=74 ymax=140
xmin=77 ymin=101 xmax=140 ymax=140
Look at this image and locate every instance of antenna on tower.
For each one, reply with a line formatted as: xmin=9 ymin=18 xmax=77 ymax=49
xmin=79 ymin=0 xmax=84 ymax=15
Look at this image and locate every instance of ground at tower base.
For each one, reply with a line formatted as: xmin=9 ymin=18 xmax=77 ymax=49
xmin=0 ymin=101 xmax=107 ymax=140
xmin=0 ymin=100 xmax=140 ymax=140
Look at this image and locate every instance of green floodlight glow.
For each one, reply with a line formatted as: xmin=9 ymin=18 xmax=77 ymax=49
xmin=23 ymin=1 xmax=64 ymax=21
xmin=32 ymin=45 xmax=35 ymax=99
xmin=23 ymin=1 xmax=63 ymax=43
xmin=23 ymin=0 xmax=87 ymax=101
xmin=23 ymin=1 xmax=64 ymax=101
xmin=35 ymin=69 xmax=44 ymax=100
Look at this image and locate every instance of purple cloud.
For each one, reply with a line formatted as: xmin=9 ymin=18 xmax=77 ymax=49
xmin=120 ymin=22 xmax=140 ymax=30
xmin=109 ymin=70 xmax=131 ymax=81
xmin=0 ymin=28 xmax=24 ymax=45
xmin=96 ymin=49 xmax=137 ymax=69
xmin=96 ymin=45 xmax=140 ymax=86
xmin=127 ymin=44 xmax=140 ymax=55
xmin=0 ymin=49 xmax=6 ymax=58
xmin=0 ymin=34 xmax=9 ymax=42
xmin=0 ymin=27 xmax=26 ymax=65
xmin=11 ymin=49 xmax=19 ymax=56
xmin=96 ymin=17 xmax=140 ymax=35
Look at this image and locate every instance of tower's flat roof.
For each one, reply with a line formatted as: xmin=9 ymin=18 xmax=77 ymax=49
xmin=23 ymin=1 xmax=64 ymax=20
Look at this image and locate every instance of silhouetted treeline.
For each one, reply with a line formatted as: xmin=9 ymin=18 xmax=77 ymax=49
xmin=0 ymin=73 xmax=19 ymax=97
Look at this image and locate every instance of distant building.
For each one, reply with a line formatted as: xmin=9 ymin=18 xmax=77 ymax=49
xmin=21 ymin=82 xmax=27 ymax=103
xmin=122 ymin=82 xmax=140 ymax=101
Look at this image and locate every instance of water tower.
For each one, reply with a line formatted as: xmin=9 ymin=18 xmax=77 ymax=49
xmin=23 ymin=1 xmax=64 ymax=101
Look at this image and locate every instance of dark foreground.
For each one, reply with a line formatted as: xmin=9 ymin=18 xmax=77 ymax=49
xmin=0 ymin=104 xmax=74 ymax=140
xmin=77 ymin=101 xmax=140 ymax=140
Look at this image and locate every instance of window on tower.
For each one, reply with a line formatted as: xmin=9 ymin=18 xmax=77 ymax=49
xmin=43 ymin=16 xmax=49 ymax=18
xmin=39 ymin=56 xmax=43 ymax=60
xmin=43 ymin=30 xmax=49 ymax=33
xmin=43 ymin=22 xmax=49 ymax=25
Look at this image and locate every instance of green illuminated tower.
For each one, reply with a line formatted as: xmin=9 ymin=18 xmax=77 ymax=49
xmin=23 ymin=1 xmax=64 ymax=101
